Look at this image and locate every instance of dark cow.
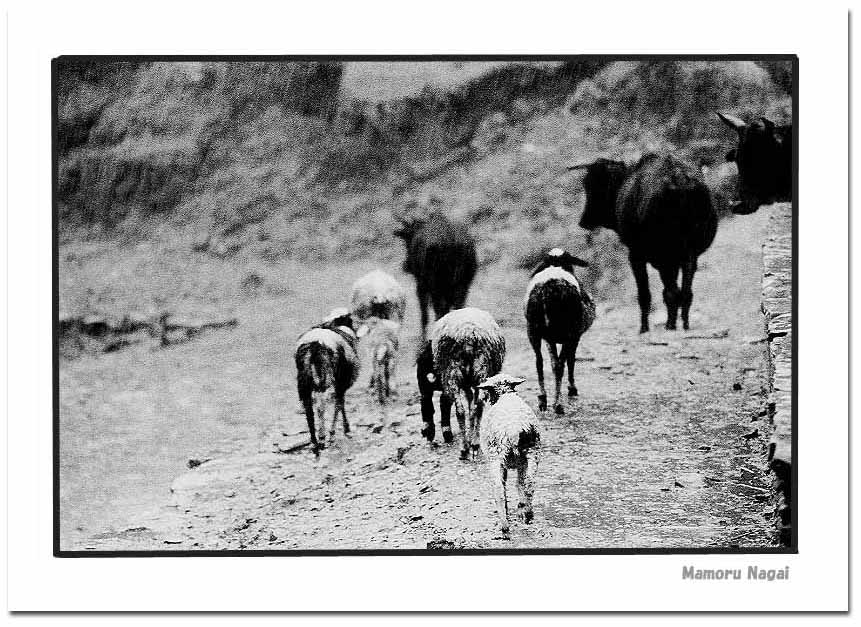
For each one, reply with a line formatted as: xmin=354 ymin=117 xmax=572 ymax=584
xmin=717 ymin=112 xmax=792 ymax=215
xmin=393 ymin=211 xmax=478 ymax=339
xmin=569 ymin=153 xmax=718 ymax=333
xmin=416 ymin=340 xmax=454 ymax=444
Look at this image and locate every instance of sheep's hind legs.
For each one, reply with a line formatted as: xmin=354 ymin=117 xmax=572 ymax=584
xmin=494 ymin=465 xmax=510 ymax=535
xmin=453 ymin=389 xmax=471 ymax=460
xmin=530 ymin=334 xmax=548 ymax=411
xmin=517 ymin=455 xmax=537 ymax=524
xmin=547 ymin=342 xmax=565 ymax=415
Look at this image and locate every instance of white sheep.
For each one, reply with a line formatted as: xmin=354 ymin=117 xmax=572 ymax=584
xmin=350 ymin=270 xmax=407 ymax=324
xmin=356 ymin=316 xmax=400 ymax=404
xmin=477 ymin=373 xmax=541 ymax=534
xmin=430 ymin=307 xmax=505 ymax=460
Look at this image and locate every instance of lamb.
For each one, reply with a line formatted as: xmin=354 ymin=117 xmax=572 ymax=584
xmin=524 ymin=248 xmax=596 ymax=414
xmin=430 ymin=307 xmax=505 ymax=460
xmin=294 ymin=308 xmax=360 ymax=456
xmin=477 ymin=373 xmax=541 ymax=534
xmin=416 ymin=339 xmax=453 ymax=444
xmin=356 ymin=316 xmax=400 ymax=404
xmin=350 ymin=269 xmax=407 ymax=324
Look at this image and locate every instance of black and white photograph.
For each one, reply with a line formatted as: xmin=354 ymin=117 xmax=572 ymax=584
xmin=55 ymin=57 xmax=796 ymax=554
xmin=4 ymin=1 xmax=851 ymax=614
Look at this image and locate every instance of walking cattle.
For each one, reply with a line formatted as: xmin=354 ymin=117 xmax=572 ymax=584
xmin=394 ymin=211 xmax=478 ymax=340
xmin=569 ymin=153 xmax=718 ymax=333
xmin=717 ymin=112 xmax=792 ymax=215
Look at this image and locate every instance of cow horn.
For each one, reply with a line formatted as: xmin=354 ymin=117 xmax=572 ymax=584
xmin=716 ymin=111 xmax=747 ymax=131
xmin=566 ymin=162 xmax=592 ymax=171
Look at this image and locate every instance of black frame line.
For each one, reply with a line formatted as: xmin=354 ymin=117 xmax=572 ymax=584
xmin=51 ymin=53 xmax=799 ymax=558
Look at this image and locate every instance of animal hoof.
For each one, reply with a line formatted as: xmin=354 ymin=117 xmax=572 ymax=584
xmin=665 ymin=321 xmax=677 ymax=331
xmin=442 ymin=428 xmax=454 ymax=444
xmin=459 ymin=448 xmax=470 ymax=461
xmin=568 ymin=386 xmax=578 ymax=398
xmin=524 ymin=510 xmax=534 ymax=524
xmin=470 ymin=444 xmax=481 ymax=461
xmin=421 ymin=424 xmax=435 ymax=442
xmin=682 ymin=322 xmax=690 ymax=331
xmin=537 ymin=395 xmax=547 ymax=411
xmin=639 ymin=325 xmax=649 ymax=334
xmin=554 ymin=404 xmax=565 ymax=415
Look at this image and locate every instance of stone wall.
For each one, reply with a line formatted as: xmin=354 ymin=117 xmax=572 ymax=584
xmin=761 ymin=203 xmax=793 ymax=546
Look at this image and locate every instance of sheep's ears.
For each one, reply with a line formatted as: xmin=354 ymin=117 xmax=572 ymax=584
xmin=716 ymin=111 xmax=747 ymax=133
xmin=507 ymin=377 xmax=527 ymax=387
xmin=569 ymin=255 xmax=589 ymax=268
xmin=725 ymin=148 xmax=737 ymax=162
xmin=356 ymin=324 xmax=370 ymax=338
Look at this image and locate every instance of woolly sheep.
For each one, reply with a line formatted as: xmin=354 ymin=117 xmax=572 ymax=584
xmin=350 ymin=270 xmax=407 ymax=324
xmin=525 ymin=248 xmax=596 ymax=413
xmin=356 ymin=316 xmax=400 ymax=404
xmin=294 ymin=308 xmax=360 ymax=456
xmin=430 ymin=307 xmax=505 ymax=460
xmin=477 ymin=373 xmax=541 ymax=534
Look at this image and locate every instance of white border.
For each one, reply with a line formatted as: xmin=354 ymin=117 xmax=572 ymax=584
xmin=4 ymin=0 xmax=850 ymax=613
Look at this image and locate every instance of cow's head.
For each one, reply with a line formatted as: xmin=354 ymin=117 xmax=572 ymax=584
xmin=568 ymin=158 xmax=629 ymax=230
xmin=392 ymin=214 xmax=425 ymax=243
xmin=717 ymin=112 xmax=789 ymax=215
xmin=531 ymin=247 xmax=589 ymax=277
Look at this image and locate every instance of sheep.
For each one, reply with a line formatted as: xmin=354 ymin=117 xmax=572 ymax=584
xmin=356 ymin=316 xmax=400 ymax=404
xmin=477 ymin=373 xmax=541 ymax=534
xmin=416 ymin=339 xmax=453 ymax=444
xmin=294 ymin=308 xmax=360 ymax=456
xmin=350 ymin=269 xmax=407 ymax=324
xmin=394 ymin=211 xmax=478 ymax=340
xmin=430 ymin=307 xmax=505 ymax=460
xmin=524 ymin=248 xmax=596 ymax=414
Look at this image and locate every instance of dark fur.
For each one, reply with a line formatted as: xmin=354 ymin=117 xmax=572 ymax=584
xmin=416 ymin=340 xmax=453 ymax=443
xmin=718 ymin=113 xmax=791 ymax=215
xmin=525 ymin=250 xmax=593 ymax=412
xmin=575 ymin=153 xmax=717 ymax=333
xmin=394 ymin=212 xmax=478 ymax=339
xmin=295 ymin=317 xmax=359 ymax=456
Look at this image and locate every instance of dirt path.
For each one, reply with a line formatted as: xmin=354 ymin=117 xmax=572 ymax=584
xmin=72 ymin=208 xmax=779 ymax=551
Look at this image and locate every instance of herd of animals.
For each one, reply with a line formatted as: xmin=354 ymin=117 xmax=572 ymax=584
xmin=292 ymin=112 xmax=792 ymax=534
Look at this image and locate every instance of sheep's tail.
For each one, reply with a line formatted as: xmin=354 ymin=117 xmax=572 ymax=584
xmin=298 ymin=343 xmax=331 ymax=392
xmin=518 ymin=423 xmax=540 ymax=453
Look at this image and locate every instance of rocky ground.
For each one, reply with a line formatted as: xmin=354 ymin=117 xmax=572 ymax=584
xmin=62 ymin=205 xmax=782 ymax=552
